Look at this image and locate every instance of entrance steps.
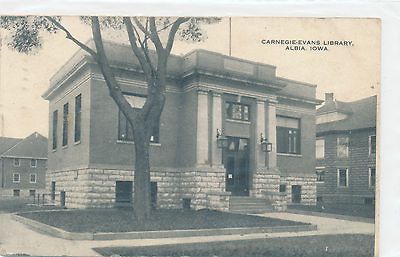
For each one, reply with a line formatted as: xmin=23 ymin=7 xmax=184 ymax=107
xmin=229 ymin=196 xmax=273 ymax=214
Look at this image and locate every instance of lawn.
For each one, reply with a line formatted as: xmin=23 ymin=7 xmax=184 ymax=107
xmin=18 ymin=208 xmax=308 ymax=233
xmin=289 ymin=203 xmax=375 ymax=219
xmin=94 ymin=234 xmax=374 ymax=257
xmin=0 ymin=197 xmax=59 ymax=213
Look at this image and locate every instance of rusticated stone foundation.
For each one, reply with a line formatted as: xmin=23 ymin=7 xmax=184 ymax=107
xmin=251 ymin=167 xmax=280 ymax=197
xmin=46 ymin=166 xmax=230 ymax=211
xmin=46 ymin=166 xmax=316 ymax=210
xmin=281 ymin=175 xmax=317 ymax=205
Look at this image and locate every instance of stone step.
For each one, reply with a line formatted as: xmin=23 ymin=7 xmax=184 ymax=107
xmin=228 ymin=196 xmax=273 ymax=214
xmin=230 ymin=208 xmax=273 ymax=214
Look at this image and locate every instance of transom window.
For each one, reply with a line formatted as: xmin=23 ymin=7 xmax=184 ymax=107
xmin=277 ymin=116 xmax=301 ymax=154
xmin=337 ymin=168 xmax=349 ymax=187
xmin=225 ymin=102 xmax=250 ymax=121
xmin=337 ymin=136 xmax=349 ymax=158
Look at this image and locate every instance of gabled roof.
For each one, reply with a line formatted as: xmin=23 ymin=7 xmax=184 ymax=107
xmin=317 ymin=95 xmax=377 ymax=134
xmin=1 ymin=132 xmax=48 ymax=159
xmin=0 ymin=137 xmax=22 ymax=155
xmin=317 ymin=99 xmax=352 ymax=115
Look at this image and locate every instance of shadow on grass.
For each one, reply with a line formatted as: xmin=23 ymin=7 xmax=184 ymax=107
xmin=289 ymin=203 xmax=375 ymax=219
xmin=0 ymin=197 xmax=60 ymax=213
xmin=18 ymin=208 xmax=308 ymax=233
xmin=94 ymin=234 xmax=374 ymax=257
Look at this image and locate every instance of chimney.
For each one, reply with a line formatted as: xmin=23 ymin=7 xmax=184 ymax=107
xmin=325 ymin=93 xmax=334 ymax=102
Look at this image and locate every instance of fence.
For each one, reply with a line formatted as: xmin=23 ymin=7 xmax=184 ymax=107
xmin=30 ymin=191 xmax=66 ymax=208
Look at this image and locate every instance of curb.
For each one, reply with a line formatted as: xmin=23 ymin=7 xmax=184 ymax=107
xmin=286 ymin=209 xmax=375 ymax=224
xmin=12 ymin=214 xmax=317 ymax=241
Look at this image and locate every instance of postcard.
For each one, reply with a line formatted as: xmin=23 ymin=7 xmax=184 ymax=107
xmin=0 ymin=16 xmax=379 ymax=257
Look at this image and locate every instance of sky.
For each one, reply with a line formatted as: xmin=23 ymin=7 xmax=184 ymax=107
xmin=0 ymin=17 xmax=380 ymax=138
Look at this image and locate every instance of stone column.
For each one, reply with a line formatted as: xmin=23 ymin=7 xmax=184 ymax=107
xmin=196 ymin=89 xmax=209 ymax=166
xmin=211 ymin=92 xmax=222 ymax=166
xmin=266 ymin=99 xmax=277 ymax=169
xmin=255 ymin=99 xmax=266 ymax=168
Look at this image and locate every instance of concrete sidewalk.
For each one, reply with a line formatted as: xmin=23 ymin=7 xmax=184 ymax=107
xmin=0 ymin=212 xmax=374 ymax=256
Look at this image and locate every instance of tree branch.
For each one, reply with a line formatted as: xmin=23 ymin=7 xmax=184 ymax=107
xmin=131 ymin=22 xmax=156 ymax=74
xmin=132 ymin=17 xmax=151 ymax=39
xmin=123 ymin=17 xmax=153 ymax=82
xmin=148 ymin=17 xmax=164 ymax=54
xmin=45 ymin=16 xmax=97 ymax=58
xmin=90 ymin=16 xmax=139 ymax=123
xmin=165 ymin=17 xmax=190 ymax=54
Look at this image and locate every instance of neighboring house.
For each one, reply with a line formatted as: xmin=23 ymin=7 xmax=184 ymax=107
xmin=316 ymin=93 xmax=377 ymax=206
xmin=0 ymin=132 xmax=48 ymax=197
xmin=42 ymin=41 xmax=320 ymax=210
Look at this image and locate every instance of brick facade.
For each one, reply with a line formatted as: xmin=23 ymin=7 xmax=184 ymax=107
xmin=43 ymin=42 xmax=319 ymax=210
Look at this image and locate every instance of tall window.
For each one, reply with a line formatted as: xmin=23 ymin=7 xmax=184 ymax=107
xmin=74 ymin=94 xmax=82 ymax=142
xmin=13 ymin=158 xmax=20 ymax=167
xmin=316 ymin=139 xmax=325 ymax=159
xmin=369 ymin=167 xmax=376 ymax=188
xmin=277 ymin=116 xmax=301 ymax=154
xmin=225 ymin=102 xmax=250 ymax=121
xmin=30 ymin=173 xmax=37 ymax=183
xmin=117 ymin=94 xmax=159 ymax=143
xmin=337 ymin=136 xmax=349 ymax=158
xmin=31 ymin=159 xmax=37 ymax=168
xmin=62 ymin=103 xmax=69 ymax=146
xmin=316 ymin=169 xmax=325 ymax=182
xmin=369 ymin=135 xmax=376 ymax=155
xmin=13 ymin=173 xmax=20 ymax=183
xmin=52 ymin=110 xmax=58 ymax=150
xmin=337 ymin=168 xmax=349 ymax=187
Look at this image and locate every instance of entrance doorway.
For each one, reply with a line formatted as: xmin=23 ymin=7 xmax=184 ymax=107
xmin=224 ymin=137 xmax=250 ymax=196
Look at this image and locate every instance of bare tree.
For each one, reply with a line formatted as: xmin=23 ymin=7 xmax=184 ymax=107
xmin=0 ymin=16 xmax=220 ymax=221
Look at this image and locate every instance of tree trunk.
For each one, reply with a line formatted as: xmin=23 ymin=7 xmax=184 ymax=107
xmin=133 ymin=122 xmax=152 ymax=221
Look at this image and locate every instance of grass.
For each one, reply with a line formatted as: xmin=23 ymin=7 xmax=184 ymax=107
xmin=0 ymin=197 xmax=59 ymax=213
xmin=289 ymin=203 xmax=375 ymax=219
xmin=94 ymin=234 xmax=374 ymax=257
xmin=18 ymin=208 xmax=308 ymax=233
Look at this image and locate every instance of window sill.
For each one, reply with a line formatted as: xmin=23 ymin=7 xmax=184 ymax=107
xmin=225 ymin=119 xmax=251 ymax=125
xmin=277 ymin=153 xmax=302 ymax=158
xmin=116 ymin=140 xmax=161 ymax=147
xmin=316 ymin=181 xmax=325 ymax=184
xmin=74 ymin=140 xmax=81 ymax=146
xmin=62 ymin=145 xmax=68 ymax=149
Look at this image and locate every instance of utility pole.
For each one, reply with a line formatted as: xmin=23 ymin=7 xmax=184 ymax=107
xmin=229 ymin=17 xmax=232 ymax=56
xmin=0 ymin=34 xmax=3 ymax=137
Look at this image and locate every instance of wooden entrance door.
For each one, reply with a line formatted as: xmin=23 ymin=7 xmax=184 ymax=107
xmin=224 ymin=137 xmax=250 ymax=196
